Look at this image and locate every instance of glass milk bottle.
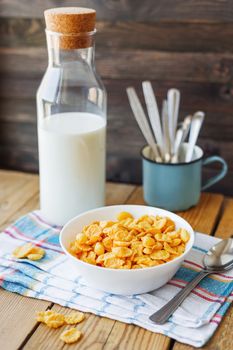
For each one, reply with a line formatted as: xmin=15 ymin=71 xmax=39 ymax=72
xmin=37 ymin=8 xmax=107 ymax=225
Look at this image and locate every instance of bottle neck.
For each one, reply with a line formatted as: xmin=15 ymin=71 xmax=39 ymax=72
xmin=45 ymin=30 xmax=96 ymax=66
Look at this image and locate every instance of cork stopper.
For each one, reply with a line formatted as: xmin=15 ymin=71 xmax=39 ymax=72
xmin=44 ymin=7 xmax=96 ymax=49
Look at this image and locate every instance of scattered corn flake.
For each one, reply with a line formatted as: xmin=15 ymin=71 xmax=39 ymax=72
xmin=13 ymin=243 xmax=34 ymax=258
xmin=13 ymin=243 xmax=45 ymax=260
xmin=64 ymin=312 xmax=85 ymax=325
xmin=36 ymin=310 xmax=53 ymax=323
xmin=32 ymin=247 xmax=45 ymax=256
xmin=27 ymin=253 xmax=44 ymax=261
xmin=44 ymin=312 xmax=65 ymax=328
xmin=60 ymin=328 xmax=82 ymax=344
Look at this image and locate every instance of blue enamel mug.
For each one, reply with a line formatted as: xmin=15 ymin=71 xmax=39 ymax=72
xmin=141 ymin=143 xmax=228 ymax=212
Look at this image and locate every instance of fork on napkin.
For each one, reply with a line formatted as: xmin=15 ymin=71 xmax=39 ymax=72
xmin=0 ymin=211 xmax=232 ymax=348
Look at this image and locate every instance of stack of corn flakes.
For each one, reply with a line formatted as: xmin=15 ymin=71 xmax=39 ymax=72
xmin=69 ymin=212 xmax=190 ymax=269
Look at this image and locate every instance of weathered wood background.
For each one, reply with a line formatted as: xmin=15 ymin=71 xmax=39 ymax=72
xmin=0 ymin=0 xmax=232 ymax=194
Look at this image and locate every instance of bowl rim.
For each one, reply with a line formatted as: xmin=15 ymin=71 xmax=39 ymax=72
xmin=60 ymin=204 xmax=195 ymax=273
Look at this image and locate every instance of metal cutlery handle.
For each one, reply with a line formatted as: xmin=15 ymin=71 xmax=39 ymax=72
xmin=126 ymin=87 xmax=162 ymax=162
xmin=185 ymin=111 xmax=205 ymax=162
xmin=142 ymin=81 xmax=164 ymax=155
xmin=161 ymin=100 xmax=171 ymax=162
xmin=149 ymin=270 xmax=210 ymax=324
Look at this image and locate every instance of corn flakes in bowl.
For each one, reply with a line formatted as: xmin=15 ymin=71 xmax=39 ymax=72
xmin=60 ymin=205 xmax=194 ymax=295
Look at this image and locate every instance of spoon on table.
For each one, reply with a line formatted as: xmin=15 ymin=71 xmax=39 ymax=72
xmin=149 ymin=238 xmax=233 ymax=325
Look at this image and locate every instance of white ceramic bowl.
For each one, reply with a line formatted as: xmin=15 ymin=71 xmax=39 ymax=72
xmin=60 ymin=205 xmax=194 ymax=295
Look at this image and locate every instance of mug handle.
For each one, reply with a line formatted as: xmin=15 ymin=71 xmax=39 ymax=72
xmin=202 ymin=156 xmax=228 ymax=191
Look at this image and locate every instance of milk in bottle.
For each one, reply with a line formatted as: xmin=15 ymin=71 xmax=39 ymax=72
xmin=37 ymin=8 xmax=107 ymax=225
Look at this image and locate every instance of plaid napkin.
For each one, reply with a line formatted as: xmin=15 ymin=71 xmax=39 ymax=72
xmin=0 ymin=211 xmax=232 ymax=348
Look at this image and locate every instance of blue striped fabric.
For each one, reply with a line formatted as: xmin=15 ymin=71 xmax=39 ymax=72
xmin=0 ymin=211 xmax=232 ymax=348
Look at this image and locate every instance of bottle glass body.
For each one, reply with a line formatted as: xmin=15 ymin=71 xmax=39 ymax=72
xmin=37 ymin=30 xmax=107 ymax=225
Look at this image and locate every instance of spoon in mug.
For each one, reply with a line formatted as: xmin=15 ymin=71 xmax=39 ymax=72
xmin=149 ymin=238 xmax=233 ymax=325
xmin=185 ymin=111 xmax=205 ymax=162
xmin=171 ymin=115 xmax=192 ymax=163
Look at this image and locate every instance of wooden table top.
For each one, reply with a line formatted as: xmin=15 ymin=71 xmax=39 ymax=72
xmin=0 ymin=170 xmax=232 ymax=350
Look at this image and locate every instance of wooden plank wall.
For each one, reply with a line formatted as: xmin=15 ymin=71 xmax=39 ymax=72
xmin=0 ymin=0 xmax=233 ymax=194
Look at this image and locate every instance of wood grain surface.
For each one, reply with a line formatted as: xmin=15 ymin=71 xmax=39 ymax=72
xmin=0 ymin=171 xmax=51 ymax=350
xmin=0 ymin=1 xmax=232 ymax=194
xmin=1 ymin=0 xmax=233 ymax=22
xmin=1 ymin=47 xmax=233 ymax=83
xmin=2 ymin=18 xmax=233 ymax=53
